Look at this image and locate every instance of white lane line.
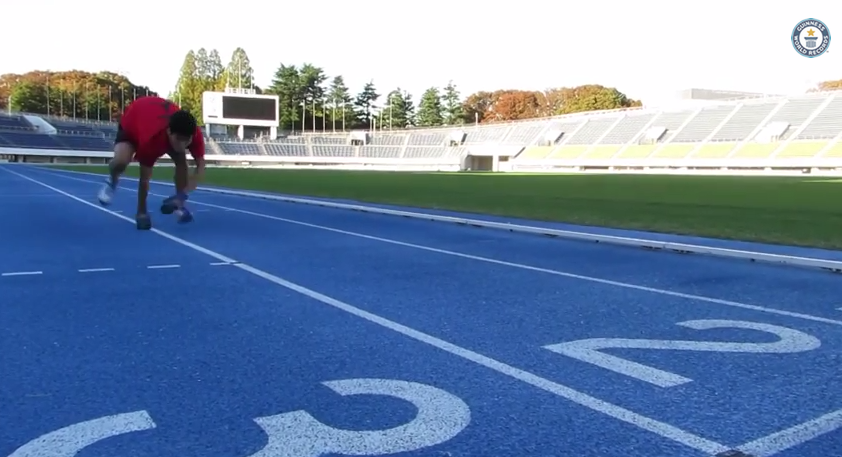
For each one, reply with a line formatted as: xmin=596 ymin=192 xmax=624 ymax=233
xmin=5 ymin=265 xmax=215 ymax=275
xmin=5 ymin=156 xmax=730 ymax=457
xmin=147 ymin=264 xmax=181 ymax=269
xmin=78 ymin=268 xmax=115 ymax=273
xmin=735 ymin=408 xmax=842 ymax=457
xmin=37 ymin=167 xmax=842 ymax=328
xmin=0 ymin=193 xmax=63 ymax=198
xmin=1 ymin=271 xmax=43 ymax=277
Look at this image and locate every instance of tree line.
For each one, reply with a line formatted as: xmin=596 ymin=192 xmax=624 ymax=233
xmin=0 ymin=71 xmax=156 ymax=122
xmin=0 ymin=48 xmax=252 ymax=124
xmin=5 ymin=45 xmax=840 ymax=131
xmin=170 ymin=48 xmax=646 ymax=131
xmin=0 ymin=48 xmax=645 ymax=130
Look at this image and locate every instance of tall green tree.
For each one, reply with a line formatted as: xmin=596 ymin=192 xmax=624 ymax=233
xmin=442 ymin=81 xmax=464 ymax=125
xmin=224 ymin=47 xmax=255 ymax=89
xmin=172 ymin=50 xmax=202 ymax=115
xmin=327 ymin=75 xmax=353 ymax=132
xmin=298 ymin=63 xmax=327 ymax=131
xmin=207 ymin=49 xmax=225 ymax=91
xmin=193 ymin=48 xmax=213 ymax=121
xmin=354 ymin=81 xmax=379 ymax=126
xmin=404 ymin=92 xmax=416 ymax=127
xmin=266 ymin=64 xmax=303 ymax=131
xmin=182 ymin=48 xmax=228 ymax=122
xmin=383 ymin=88 xmax=415 ymax=129
xmin=9 ymin=81 xmax=47 ymax=114
xmin=416 ymin=87 xmax=444 ymax=127
xmin=195 ymin=48 xmax=211 ymax=83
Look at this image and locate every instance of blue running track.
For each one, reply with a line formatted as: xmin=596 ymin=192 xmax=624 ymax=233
xmin=2 ymin=164 xmax=842 ymax=457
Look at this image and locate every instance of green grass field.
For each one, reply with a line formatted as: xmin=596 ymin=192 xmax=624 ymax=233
xmin=50 ymin=166 xmax=842 ymax=249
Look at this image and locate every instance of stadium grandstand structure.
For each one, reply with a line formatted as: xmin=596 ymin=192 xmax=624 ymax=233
xmin=2 ymin=90 xmax=842 ymax=174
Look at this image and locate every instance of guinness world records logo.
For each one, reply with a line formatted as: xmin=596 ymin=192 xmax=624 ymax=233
xmin=792 ymin=18 xmax=831 ymax=58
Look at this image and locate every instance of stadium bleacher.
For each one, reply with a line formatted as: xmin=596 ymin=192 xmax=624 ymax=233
xmin=2 ymin=91 xmax=841 ymax=162
xmin=0 ymin=112 xmax=116 ymax=152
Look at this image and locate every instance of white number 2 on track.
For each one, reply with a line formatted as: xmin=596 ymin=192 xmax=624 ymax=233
xmin=543 ymin=319 xmax=821 ymax=387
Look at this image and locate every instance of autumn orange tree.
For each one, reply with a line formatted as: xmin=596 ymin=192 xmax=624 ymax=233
xmin=461 ymin=85 xmax=643 ymax=124
xmin=0 ymin=71 xmax=156 ymax=121
xmin=814 ymin=79 xmax=842 ymax=91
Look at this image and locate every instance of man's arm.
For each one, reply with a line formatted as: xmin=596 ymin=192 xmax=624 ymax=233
xmin=188 ymin=156 xmax=206 ymax=191
xmin=187 ymin=129 xmax=206 ymax=191
xmin=173 ymin=155 xmax=190 ymax=196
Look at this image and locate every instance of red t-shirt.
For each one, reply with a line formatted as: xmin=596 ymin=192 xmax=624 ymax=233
xmin=119 ymin=96 xmax=205 ymax=166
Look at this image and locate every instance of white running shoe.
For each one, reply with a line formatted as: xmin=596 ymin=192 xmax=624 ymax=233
xmin=98 ymin=180 xmax=115 ymax=205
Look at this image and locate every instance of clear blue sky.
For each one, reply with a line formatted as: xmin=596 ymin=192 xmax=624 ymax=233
xmin=1 ymin=0 xmax=838 ymax=106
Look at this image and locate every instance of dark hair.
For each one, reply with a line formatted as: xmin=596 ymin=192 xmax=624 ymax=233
xmin=168 ymin=110 xmax=197 ymax=137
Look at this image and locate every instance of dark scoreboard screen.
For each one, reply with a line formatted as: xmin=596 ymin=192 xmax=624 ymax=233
xmin=221 ymin=95 xmax=277 ymax=122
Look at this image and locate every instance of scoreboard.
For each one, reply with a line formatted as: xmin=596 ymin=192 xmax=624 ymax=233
xmin=202 ymin=91 xmax=279 ymax=127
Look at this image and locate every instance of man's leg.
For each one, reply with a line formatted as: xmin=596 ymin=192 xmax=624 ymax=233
xmin=135 ymin=164 xmax=154 ymax=230
xmin=137 ymin=164 xmax=153 ymax=215
xmin=98 ymin=142 xmax=134 ymax=205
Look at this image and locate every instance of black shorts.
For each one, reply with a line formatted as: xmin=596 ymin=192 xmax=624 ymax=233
xmin=114 ymin=123 xmax=137 ymax=148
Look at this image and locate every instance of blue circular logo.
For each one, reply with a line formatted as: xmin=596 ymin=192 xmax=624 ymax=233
xmin=792 ymin=18 xmax=831 ymax=58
